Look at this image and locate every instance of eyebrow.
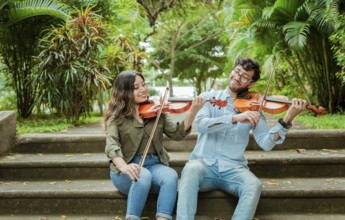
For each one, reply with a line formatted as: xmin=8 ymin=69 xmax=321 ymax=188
xmin=235 ymin=68 xmax=250 ymax=77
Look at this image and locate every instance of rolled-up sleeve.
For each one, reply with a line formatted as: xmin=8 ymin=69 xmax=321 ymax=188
xmin=254 ymin=116 xmax=290 ymax=151
xmin=105 ymin=121 xmax=123 ymax=161
xmin=163 ymin=114 xmax=191 ymax=140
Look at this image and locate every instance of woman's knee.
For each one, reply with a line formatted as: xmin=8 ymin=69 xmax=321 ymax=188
xmin=166 ymin=168 xmax=178 ymax=181
xmin=136 ymin=168 xmax=153 ymax=188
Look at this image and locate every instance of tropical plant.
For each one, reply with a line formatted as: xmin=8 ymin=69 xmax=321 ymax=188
xmin=34 ymin=6 xmax=110 ymax=124
xmin=0 ymin=0 xmax=70 ymax=118
xmin=329 ymin=1 xmax=345 ymax=85
xmin=223 ymin=0 xmax=345 ymax=113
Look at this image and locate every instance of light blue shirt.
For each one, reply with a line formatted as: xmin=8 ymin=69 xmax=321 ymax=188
xmin=190 ymin=89 xmax=289 ymax=172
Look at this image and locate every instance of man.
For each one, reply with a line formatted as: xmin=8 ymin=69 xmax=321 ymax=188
xmin=176 ymin=57 xmax=307 ymax=220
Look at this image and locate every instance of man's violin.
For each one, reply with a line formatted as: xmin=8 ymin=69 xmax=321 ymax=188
xmin=139 ymin=97 xmax=227 ymax=119
xmin=234 ymin=91 xmax=326 ymax=116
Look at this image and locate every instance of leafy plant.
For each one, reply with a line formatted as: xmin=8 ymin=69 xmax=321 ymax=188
xmin=0 ymin=0 xmax=70 ymax=118
xmin=34 ymin=6 xmax=111 ymax=124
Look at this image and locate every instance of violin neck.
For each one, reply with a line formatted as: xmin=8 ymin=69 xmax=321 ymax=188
xmin=167 ymin=97 xmax=217 ymax=102
xmin=167 ymin=97 xmax=193 ymax=102
xmin=266 ymin=96 xmax=292 ymax=105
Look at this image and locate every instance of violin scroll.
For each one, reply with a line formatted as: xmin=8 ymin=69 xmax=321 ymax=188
xmin=306 ymin=104 xmax=326 ymax=116
xmin=210 ymin=97 xmax=227 ymax=109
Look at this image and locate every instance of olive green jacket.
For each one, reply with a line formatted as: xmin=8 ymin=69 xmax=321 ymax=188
xmin=105 ymin=113 xmax=191 ymax=173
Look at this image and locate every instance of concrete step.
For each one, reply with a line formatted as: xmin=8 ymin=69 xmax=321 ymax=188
xmin=2 ymin=149 xmax=345 ymax=180
xmin=1 ymin=178 xmax=345 ymax=215
xmin=1 ymin=213 xmax=345 ymax=220
xmin=14 ymin=129 xmax=345 ymax=153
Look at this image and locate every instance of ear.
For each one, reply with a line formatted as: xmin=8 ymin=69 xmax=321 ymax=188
xmin=248 ymin=81 xmax=256 ymax=89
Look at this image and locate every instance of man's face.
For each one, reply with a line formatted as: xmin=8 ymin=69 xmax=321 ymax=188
xmin=228 ymin=65 xmax=255 ymax=93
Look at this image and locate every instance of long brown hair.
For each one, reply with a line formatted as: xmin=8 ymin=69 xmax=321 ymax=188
xmin=104 ymin=70 xmax=145 ymax=130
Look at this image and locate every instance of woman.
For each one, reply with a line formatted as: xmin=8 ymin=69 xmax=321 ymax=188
xmin=104 ymin=70 xmax=204 ymax=220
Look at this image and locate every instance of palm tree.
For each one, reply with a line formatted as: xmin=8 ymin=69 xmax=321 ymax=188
xmin=223 ymin=0 xmax=344 ymax=113
xmin=0 ymin=0 xmax=70 ymax=118
xmin=258 ymin=0 xmax=343 ymax=113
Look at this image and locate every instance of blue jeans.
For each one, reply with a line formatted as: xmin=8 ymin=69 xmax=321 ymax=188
xmin=110 ymin=154 xmax=178 ymax=220
xmin=176 ymin=160 xmax=262 ymax=220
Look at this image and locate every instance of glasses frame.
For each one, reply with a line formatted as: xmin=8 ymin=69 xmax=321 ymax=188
xmin=232 ymin=68 xmax=254 ymax=84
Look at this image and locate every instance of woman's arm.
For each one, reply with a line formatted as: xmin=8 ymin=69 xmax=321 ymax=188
xmin=112 ymin=157 xmax=140 ymax=181
xmin=183 ymin=96 xmax=206 ymax=131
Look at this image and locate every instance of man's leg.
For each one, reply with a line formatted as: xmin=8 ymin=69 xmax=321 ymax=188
xmin=219 ymin=167 xmax=262 ymax=220
xmin=176 ymin=160 xmax=215 ymax=220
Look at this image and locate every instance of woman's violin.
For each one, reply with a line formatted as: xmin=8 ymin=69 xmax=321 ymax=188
xmin=139 ymin=97 xmax=227 ymax=119
xmin=234 ymin=91 xmax=326 ymax=116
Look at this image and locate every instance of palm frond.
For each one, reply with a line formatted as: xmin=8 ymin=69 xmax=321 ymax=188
xmin=0 ymin=0 xmax=8 ymax=10
xmin=9 ymin=0 xmax=70 ymax=23
xmin=283 ymin=21 xmax=310 ymax=50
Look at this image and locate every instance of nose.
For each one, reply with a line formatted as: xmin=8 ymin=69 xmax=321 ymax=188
xmin=140 ymin=85 xmax=148 ymax=92
xmin=232 ymin=72 xmax=240 ymax=79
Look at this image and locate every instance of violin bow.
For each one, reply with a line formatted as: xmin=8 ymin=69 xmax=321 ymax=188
xmin=258 ymin=54 xmax=280 ymax=114
xmin=138 ymin=87 xmax=169 ymax=170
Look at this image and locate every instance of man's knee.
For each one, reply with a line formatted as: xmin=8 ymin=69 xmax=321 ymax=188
xmin=182 ymin=160 xmax=204 ymax=176
xmin=244 ymin=178 xmax=262 ymax=194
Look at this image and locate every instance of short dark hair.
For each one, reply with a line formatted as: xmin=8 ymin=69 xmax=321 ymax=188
xmin=234 ymin=58 xmax=260 ymax=81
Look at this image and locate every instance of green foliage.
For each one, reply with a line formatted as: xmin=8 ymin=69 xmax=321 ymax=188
xmin=34 ymin=6 xmax=111 ymax=124
xmin=99 ymin=0 xmax=150 ymax=78
xmin=148 ymin=87 xmax=159 ymax=97
xmin=148 ymin=2 xmax=228 ymax=95
xmin=16 ymin=114 xmax=103 ymax=135
xmin=0 ymin=0 xmax=71 ymax=118
xmin=223 ymin=0 xmax=345 ymax=113
xmin=8 ymin=0 xmax=70 ymax=22
xmin=329 ymin=2 xmax=345 ymax=85
xmin=0 ymin=69 xmax=16 ymax=110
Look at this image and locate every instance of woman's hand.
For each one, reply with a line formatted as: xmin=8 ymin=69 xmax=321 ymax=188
xmin=184 ymin=96 xmax=206 ymax=131
xmin=118 ymin=163 xmax=141 ymax=181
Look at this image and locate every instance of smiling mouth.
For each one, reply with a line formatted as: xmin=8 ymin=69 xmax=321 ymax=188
xmin=231 ymin=78 xmax=240 ymax=85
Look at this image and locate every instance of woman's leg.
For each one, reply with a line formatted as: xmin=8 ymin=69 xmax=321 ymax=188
xmin=148 ymin=163 xmax=178 ymax=220
xmin=110 ymin=168 xmax=153 ymax=220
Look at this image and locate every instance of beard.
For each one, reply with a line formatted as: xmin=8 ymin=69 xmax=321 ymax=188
xmin=228 ymin=78 xmax=244 ymax=92
xmin=228 ymin=78 xmax=250 ymax=98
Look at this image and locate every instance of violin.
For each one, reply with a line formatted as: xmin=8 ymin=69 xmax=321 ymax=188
xmin=137 ymin=87 xmax=226 ymax=175
xmin=139 ymin=97 xmax=227 ymax=119
xmin=234 ymin=91 xmax=326 ymax=116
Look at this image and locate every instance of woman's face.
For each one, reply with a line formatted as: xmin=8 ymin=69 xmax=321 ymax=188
xmin=133 ymin=75 xmax=148 ymax=104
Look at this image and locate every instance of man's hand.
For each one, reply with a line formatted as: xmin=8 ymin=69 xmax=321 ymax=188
xmin=232 ymin=110 xmax=260 ymax=127
xmin=283 ymin=98 xmax=307 ymax=123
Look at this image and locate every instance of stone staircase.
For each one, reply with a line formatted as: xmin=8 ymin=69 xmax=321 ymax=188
xmin=1 ymin=129 xmax=345 ymax=219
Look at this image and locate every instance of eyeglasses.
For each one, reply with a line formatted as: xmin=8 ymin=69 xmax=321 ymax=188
xmin=232 ymin=68 xmax=253 ymax=83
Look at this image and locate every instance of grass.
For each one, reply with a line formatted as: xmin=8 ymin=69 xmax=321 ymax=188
xmin=17 ymin=114 xmax=103 ymax=135
xmin=269 ymin=111 xmax=345 ymax=129
xmin=294 ymin=113 xmax=345 ymax=129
